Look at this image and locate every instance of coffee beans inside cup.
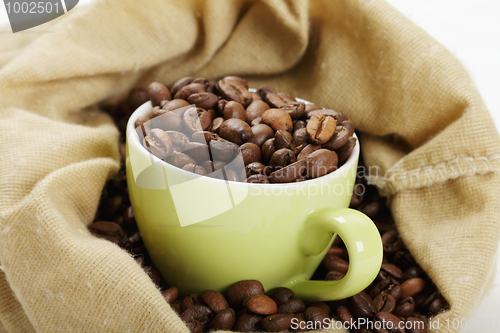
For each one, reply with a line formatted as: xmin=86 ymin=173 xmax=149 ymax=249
xmin=96 ymin=80 xmax=449 ymax=332
xmin=133 ymin=76 xmax=357 ymax=184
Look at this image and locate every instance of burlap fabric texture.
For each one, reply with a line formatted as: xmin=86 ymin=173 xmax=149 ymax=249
xmin=1 ymin=0 xmax=499 ymax=332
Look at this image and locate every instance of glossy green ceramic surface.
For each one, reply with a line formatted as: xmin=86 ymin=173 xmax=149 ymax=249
xmin=126 ymin=101 xmax=383 ymax=301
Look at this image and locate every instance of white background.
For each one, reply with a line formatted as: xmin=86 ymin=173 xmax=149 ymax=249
xmin=1 ymin=1 xmax=500 ymax=331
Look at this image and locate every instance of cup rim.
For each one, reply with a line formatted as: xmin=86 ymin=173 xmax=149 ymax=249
xmin=126 ymin=91 xmax=359 ymax=188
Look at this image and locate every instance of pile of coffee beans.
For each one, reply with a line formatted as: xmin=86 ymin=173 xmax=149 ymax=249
xmin=131 ymin=76 xmax=356 ymax=183
xmin=95 ymin=82 xmax=449 ymax=332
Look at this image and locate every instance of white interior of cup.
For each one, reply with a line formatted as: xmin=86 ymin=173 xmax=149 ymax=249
xmin=126 ymin=90 xmax=359 ymax=188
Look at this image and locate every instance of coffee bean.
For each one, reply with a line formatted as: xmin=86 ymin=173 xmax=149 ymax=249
xmin=174 ymin=82 xmax=206 ymax=100
xmin=429 ymin=297 xmax=448 ymax=315
xmin=336 ymin=137 xmax=357 ymax=165
xmin=164 ymin=131 xmax=190 ymax=150
xmin=297 ymin=143 xmax=321 ymax=160
xmin=261 ymin=109 xmax=293 ymax=132
xmin=378 ymin=263 xmax=404 ymax=281
xmin=245 ymin=174 xmax=270 ymax=184
xmin=245 ymin=162 xmax=271 ymax=178
xmin=306 ymin=149 xmax=338 ymax=178
xmin=209 ymin=308 xmax=236 ymax=331
xmin=134 ymin=115 xmax=151 ymax=136
xmin=219 ymin=118 xmax=253 ymax=145
xmin=274 ymin=130 xmax=295 ymax=150
xmin=293 ymin=128 xmax=308 ymax=147
xmin=257 ymin=86 xmax=276 ymax=100
xmin=336 ymin=306 xmax=355 ymax=329
xmin=370 ymin=278 xmax=402 ymax=301
xmin=225 ymin=280 xmax=265 ymax=306
xmin=261 ymin=314 xmax=294 ymax=332
xmin=265 ymin=92 xmax=294 ymax=108
xmin=209 ymin=117 xmax=224 ymax=133
xmin=182 ymin=163 xmax=208 ymax=176
xmin=374 ymin=293 xmax=396 ymax=313
xmin=184 ymin=142 xmax=211 ymax=162
xmin=220 ymin=100 xmax=247 ymax=121
xmin=349 ymin=291 xmax=377 ymax=318
xmin=323 ymin=254 xmax=349 ymax=274
xmin=234 ymin=311 xmax=264 ymax=332
xmin=181 ymin=294 xmax=204 ymax=312
xmin=261 ymin=138 xmax=276 ymax=164
xmin=187 ymin=92 xmax=219 ymax=110
xmin=251 ymin=117 xmax=262 ymax=126
xmin=280 ymin=102 xmax=305 ymax=119
xmin=182 ymin=107 xmax=211 ymax=134
xmin=149 ymin=110 xmax=182 ymax=132
xmin=127 ymin=88 xmax=149 ymax=111
xmin=269 ymin=148 xmax=296 ymax=170
xmin=223 ymin=76 xmax=248 ymax=88
xmin=293 ymin=313 xmax=308 ymax=332
xmin=306 ymin=114 xmax=337 ymax=144
xmin=304 ymin=103 xmax=323 ymax=116
xmin=171 ymin=300 xmax=182 ymax=315
xmin=306 ymin=109 xmax=342 ymax=122
xmin=147 ymin=82 xmax=171 ymax=107
xmin=171 ymin=76 xmax=194 ymax=96
xmin=218 ymin=78 xmax=253 ymax=107
xmin=162 ymin=287 xmax=179 ymax=305
xmin=243 ymin=295 xmax=278 ymax=315
xmin=374 ymin=312 xmax=405 ymax=333
xmin=191 ymin=131 xmax=217 ymax=144
xmin=240 ymin=143 xmax=261 ymax=166
xmin=89 ymin=221 xmax=126 ymax=245
xmin=322 ymin=125 xmax=350 ymax=150
xmin=209 ymin=138 xmax=239 ymax=162
xmin=382 ymin=230 xmax=405 ymax=253
xmin=143 ymin=129 xmax=173 ymax=159
xmin=166 ymin=151 xmax=196 ymax=168
xmin=200 ymin=290 xmax=229 ymax=313
xmin=393 ymin=251 xmax=416 ymax=271
xmin=304 ymin=307 xmax=329 ymax=329
xmin=403 ymin=267 xmax=423 ymax=281
xmin=400 ymin=278 xmax=426 ymax=299
xmin=246 ymin=100 xmax=270 ymax=123
xmin=162 ymin=99 xmax=191 ymax=112
xmin=293 ymin=120 xmax=307 ymax=132
xmin=180 ymin=305 xmax=213 ymax=333
xmin=326 ymin=270 xmax=346 ymax=280
xmin=267 ymin=287 xmax=294 ymax=306
xmin=269 ymin=159 xmax=305 ymax=183
xmin=394 ymin=297 xmax=415 ymax=317
xmin=201 ymin=160 xmax=226 ymax=174
xmin=248 ymin=124 xmax=274 ymax=148
xmin=143 ymin=266 xmax=161 ymax=286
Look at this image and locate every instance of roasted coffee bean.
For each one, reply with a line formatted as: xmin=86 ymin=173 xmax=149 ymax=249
xmin=306 ymin=109 xmax=341 ymax=121
xmin=200 ymin=290 xmax=229 ymax=313
xmin=277 ymin=92 xmax=296 ymax=101
xmin=280 ymin=102 xmax=305 ymax=119
xmin=322 ymin=125 xmax=350 ymax=150
xmin=128 ymin=88 xmax=149 ymax=111
xmin=297 ymin=143 xmax=321 ymax=160
xmin=134 ymin=115 xmax=151 ymax=136
xmin=101 ymin=195 xmax=123 ymax=218
xmin=400 ymin=278 xmax=426 ymax=299
xmin=342 ymin=119 xmax=355 ymax=136
xmin=182 ymin=294 xmax=204 ymax=312
xmin=143 ymin=129 xmax=173 ymax=159
xmin=394 ymin=297 xmax=415 ymax=317
xmin=184 ymin=142 xmax=211 ymax=162
xmin=336 ymin=137 xmax=357 ymax=165
xmin=257 ymin=86 xmax=276 ymax=100
xmin=378 ymin=264 xmax=404 ymax=281
xmin=174 ymin=82 xmax=206 ymax=100
xmin=304 ymin=307 xmax=329 ymax=329
xmin=187 ymin=92 xmax=219 ymax=110
xmin=182 ymin=107 xmax=211 ymax=134
xmin=267 ymin=287 xmax=294 ymax=306
xmin=182 ymin=163 xmax=208 ymax=176
xmin=336 ymin=306 xmax=355 ymax=329
xmin=143 ymin=266 xmax=161 ymax=286
xmin=180 ymin=305 xmax=213 ymax=333
xmin=166 ymin=151 xmax=196 ymax=168
xmin=243 ymin=295 xmax=278 ymax=315
xmin=293 ymin=128 xmax=308 ymax=147
xmin=304 ymin=103 xmax=323 ymax=116
xmin=261 ymin=314 xmax=294 ymax=332
xmin=201 ymin=160 xmax=226 ymax=173
xmin=294 ymin=120 xmax=307 ymax=132
xmin=219 ymin=118 xmax=253 ymax=145
xmin=403 ymin=267 xmax=423 ymax=281
xmin=218 ymin=78 xmax=253 ymax=107
xmin=219 ymin=100 xmax=246 ymax=121
xmin=405 ymin=317 xmax=427 ymax=333
xmin=269 ymin=160 xmax=306 ymax=183
xmin=209 ymin=138 xmax=239 ymax=162
xmin=306 ymin=114 xmax=337 ymax=144
xmin=240 ymin=143 xmax=261 ymax=166
xmin=245 ymin=162 xmax=271 ymax=178
xmin=149 ymin=110 xmax=182 ymax=131
xmin=251 ymin=92 xmax=262 ymax=101
xmin=326 ymin=270 xmax=346 ymax=280
xmin=393 ymin=251 xmax=416 ymax=271
xmin=134 ymin=255 xmax=144 ymax=266
xmin=148 ymin=106 xmax=163 ymax=120
xmin=162 ymin=287 xmax=179 ymax=305
xmin=234 ymin=311 xmax=264 ymax=332
xmin=261 ymin=138 xmax=276 ymax=164
xmin=251 ymin=117 xmax=262 ymax=126
xmin=382 ymin=230 xmax=405 ymax=253
xmin=429 ymin=297 xmax=448 ymax=315
xmin=209 ymin=117 xmax=224 ymax=133
xmin=370 ymin=278 xmax=402 ymax=301
xmin=190 ymin=131 xmax=217 ymax=144
xmin=374 ymin=312 xmax=405 ymax=333
xmin=261 ymin=108 xmax=293 ymax=132
xmin=349 ymin=291 xmax=377 ymax=318
xmin=374 ymin=293 xmax=397 ymax=313
xmin=171 ymin=300 xmax=182 ymax=315
xmin=265 ymin=92 xmax=294 ymax=108
xmin=162 ymin=99 xmax=191 ymax=112
xmin=323 ymin=254 xmax=349 ymax=274
xmin=327 ymin=245 xmax=346 ymax=257
xmin=164 ymin=131 xmax=190 ymax=150
xmin=274 ymin=130 xmax=295 ymax=150
xmin=360 ymin=195 xmax=384 ymax=219
xmin=246 ymin=100 xmax=270 ymax=123
xmin=248 ymin=124 xmax=274 ymax=148
xmin=89 ymin=221 xmax=126 ymax=245
xmin=308 ymin=302 xmax=331 ymax=317
xmin=245 ymin=174 xmax=270 ymax=184
xmin=225 ymin=280 xmax=265 ymax=306
xmin=269 ymin=148 xmax=296 ymax=170
xmin=306 ymin=149 xmax=338 ymax=178
xmin=170 ymin=76 xmax=194 ymax=96
xmin=224 ymin=76 xmax=248 ymax=89
xmin=209 ymin=308 xmax=236 ymax=331
xmin=147 ymin=82 xmax=171 ymax=106
xmin=293 ymin=313 xmax=308 ymax=332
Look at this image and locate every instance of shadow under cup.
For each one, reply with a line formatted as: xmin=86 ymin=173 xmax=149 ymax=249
xmin=126 ymin=101 xmax=383 ymax=301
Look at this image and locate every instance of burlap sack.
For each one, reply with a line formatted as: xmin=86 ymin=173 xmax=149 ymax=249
xmin=1 ymin=0 xmax=499 ymax=332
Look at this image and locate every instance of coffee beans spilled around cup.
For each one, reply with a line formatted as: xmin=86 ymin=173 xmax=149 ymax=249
xmin=133 ymin=76 xmax=357 ymax=183
xmin=96 ymin=79 xmax=449 ymax=332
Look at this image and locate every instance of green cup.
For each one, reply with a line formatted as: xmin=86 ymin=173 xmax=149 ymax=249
xmin=126 ymin=99 xmax=382 ymax=301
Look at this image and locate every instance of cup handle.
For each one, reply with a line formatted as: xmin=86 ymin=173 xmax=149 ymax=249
xmin=286 ymin=207 xmax=383 ymax=301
